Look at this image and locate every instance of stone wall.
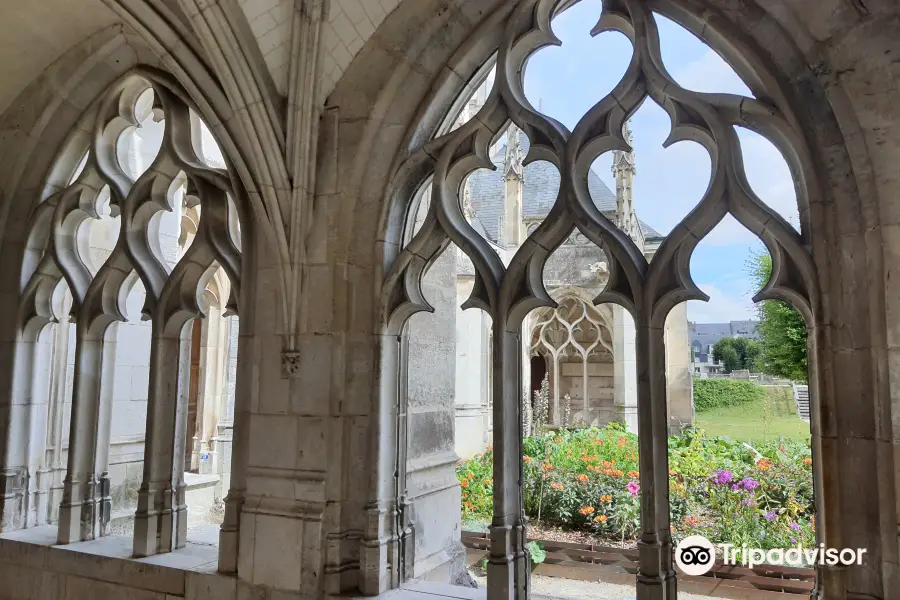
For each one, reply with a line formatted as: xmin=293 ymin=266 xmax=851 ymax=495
xmin=405 ymin=245 xmax=465 ymax=581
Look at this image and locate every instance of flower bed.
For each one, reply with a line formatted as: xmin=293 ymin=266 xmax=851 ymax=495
xmin=457 ymin=423 xmax=815 ymax=550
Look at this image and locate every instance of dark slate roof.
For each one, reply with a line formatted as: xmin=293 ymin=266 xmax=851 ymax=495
xmin=688 ymin=320 xmax=760 ymax=353
xmin=467 ymin=136 xmax=662 ymax=244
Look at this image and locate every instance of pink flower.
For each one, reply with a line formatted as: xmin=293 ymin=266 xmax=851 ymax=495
xmin=626 ymin=481 xmax=640 ymax=498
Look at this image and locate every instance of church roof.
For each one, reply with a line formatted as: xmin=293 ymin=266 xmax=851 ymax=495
xmin=466 ymin=135 xmax=662 ymax=244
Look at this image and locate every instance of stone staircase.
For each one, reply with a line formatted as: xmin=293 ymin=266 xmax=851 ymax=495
xmin=793 ymin=384 xmax=810 ymax=423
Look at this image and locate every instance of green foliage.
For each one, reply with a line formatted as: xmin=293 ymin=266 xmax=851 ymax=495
xmin=526 ymin=541 xmax=546 ymax=564
xmin=693 ymin=379 xmax=765 ymax=412
xmin=748 ymin=251 xmax=809 ymax=382
xmin=712 ymin=337 xmax=762 ymax=373
xmin=458 ymin=423 xmax=815 ymax=553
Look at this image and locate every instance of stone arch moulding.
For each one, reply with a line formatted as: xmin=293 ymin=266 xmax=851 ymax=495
xmin=361 ymin=1 xmax=860 ymax=599
xmin=5 ymin=62 xmax=254 ymax=574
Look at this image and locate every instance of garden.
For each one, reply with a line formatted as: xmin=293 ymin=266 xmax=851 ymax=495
xmin=457 ymin=380 xmax=815 ymax=556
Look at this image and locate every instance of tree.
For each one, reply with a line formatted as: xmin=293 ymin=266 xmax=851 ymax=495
xmin=747 ymin=250 xmax=809 ymax=382
xmin=712 ymin=336 xmax=762 ymax=373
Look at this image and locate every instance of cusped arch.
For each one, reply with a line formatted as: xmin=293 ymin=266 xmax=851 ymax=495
xmin=340 ymin=1 xmax=888 ymax=598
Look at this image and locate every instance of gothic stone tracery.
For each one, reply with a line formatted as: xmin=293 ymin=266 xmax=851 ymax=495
xmin=381 ymin=1 xmax=818 ymax=598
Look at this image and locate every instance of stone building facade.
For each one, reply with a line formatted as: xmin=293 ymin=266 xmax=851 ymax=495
xmin=0 ymin=2 xmax=895 ymax=600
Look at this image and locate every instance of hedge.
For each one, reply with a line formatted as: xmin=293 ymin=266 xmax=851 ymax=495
xmin=693 ymin=379 xmax=765 ymax=412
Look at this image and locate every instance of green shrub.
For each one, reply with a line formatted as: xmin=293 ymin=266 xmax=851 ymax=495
xmin=694 ymin=379 xmax=765 ymax=412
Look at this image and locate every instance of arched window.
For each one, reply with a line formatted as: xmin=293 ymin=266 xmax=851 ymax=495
xmin=15 ymin=71 xmax=244 ymax=563
xmin=379 ymin=1 xmax=818 ymax=598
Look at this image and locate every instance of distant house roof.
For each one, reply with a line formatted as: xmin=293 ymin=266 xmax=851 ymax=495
xmin=466 ymin=136 xmax=662 ymax=246
xmin=689 ymin=320 xmax=760 ymax=352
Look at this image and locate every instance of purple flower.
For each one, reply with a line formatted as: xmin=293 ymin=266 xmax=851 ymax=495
xmin=731 ymin=483 xmax=742 ymax=492
xmin=740 ymin=477 xmax=760 ymax=491
xmin=790 ymin=521 xmax=801 ymax=532
xmin=791 ymin=537 xmax=797 ymax=544
xmin=711 ymin=469 xmax=734 ymax=485
xmin=626 ymin=481 xmax=640 ymax=498
xmin=764 ymin=509 xmax=777 ymax=521
xmin=741 ymin=498 xmax=753 ymax=507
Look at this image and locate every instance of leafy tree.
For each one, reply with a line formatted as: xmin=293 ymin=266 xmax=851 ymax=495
xmin=747 ymin=250 xmax=808 ymax=382
xmin=712 ymin=336 xmax=762 ymax=373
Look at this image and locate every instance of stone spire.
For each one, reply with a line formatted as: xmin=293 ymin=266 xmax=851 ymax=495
xmin=612 ymin=121 xmax=637 ymax=240
xmin=503 ymin=124 xmax=525 ymax=247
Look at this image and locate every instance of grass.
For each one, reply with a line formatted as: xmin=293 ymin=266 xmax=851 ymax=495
xmin=694 ymin=386 xmax=810 ymax=442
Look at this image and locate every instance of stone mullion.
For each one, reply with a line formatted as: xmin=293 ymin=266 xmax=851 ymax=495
xmin=649 ymin=321 xmax=675 ymax=598
xmin=487 ymin=325 xmax=528 ymax=600
xmin=218 ymin=322 xmax=250 ymax=573
xmin=633 ymin=317 xmax=668 ymax=600
xmin=133 ymin=322 xmax=191 ymax=557
xmin=57 ymin=326 xmax=116 ymax=544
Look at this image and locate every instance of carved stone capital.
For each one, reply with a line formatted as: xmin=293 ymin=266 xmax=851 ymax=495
xmin=281 ymin=350 xmax=302 ymax=378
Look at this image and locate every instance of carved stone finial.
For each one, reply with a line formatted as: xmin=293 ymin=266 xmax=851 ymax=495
xmin=504 ymin=125 xmax=524 ymax=181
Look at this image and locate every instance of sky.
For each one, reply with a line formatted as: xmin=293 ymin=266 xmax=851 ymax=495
xmin=515 ymin=0 xmax=799 ymax=323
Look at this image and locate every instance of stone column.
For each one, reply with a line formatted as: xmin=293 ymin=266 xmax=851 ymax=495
xmin=45 ymin=315 xmax=72 ymax=525
xmin=664 ymin=303 xmax=693 ymax=435
xmin=24 ymin=325 xmax=53 ymax=528
xmin=57 ymin=326 xmax=117 ymax=543
xmin=487 ymin=325 xmax=528 ymax=600
xmin=613 ymin=304 xmax=638 ymax=432
xmin=132 ymin=323 xmax=192 ymax=557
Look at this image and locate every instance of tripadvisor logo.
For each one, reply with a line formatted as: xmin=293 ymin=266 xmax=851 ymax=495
xmin=675 ymin=535 xmax=868 ymax=576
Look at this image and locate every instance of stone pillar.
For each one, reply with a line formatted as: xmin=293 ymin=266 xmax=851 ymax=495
xmin=211 ymin=316 xmax=238 ymax=496
xmin=613 ymin=304 xmax=638 ymax=433
xmin=57 ymin=326 xmax=117 ymax=543
xmin=664 ymin=303 xmax=693 ymax=435
xmin=487 ymin=326 xmax=528 ymax=600
xmin=132 ymin=323 xmax=192 ymax=557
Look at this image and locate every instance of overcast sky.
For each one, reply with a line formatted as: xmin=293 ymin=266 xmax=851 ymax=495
xmin=520 ymin=1 xmax=799 ymax=323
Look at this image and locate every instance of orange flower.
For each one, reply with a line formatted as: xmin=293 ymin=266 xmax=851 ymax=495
xmin=757 ymin=458 xmax=773 ymax=471
xmin=464 ymin=501 xmax=475 ymax=510
xmin=577 ymin=474 xmax=589 ymax=483
xmin=627 ymin=471 xmax=640 ymax=478
xmin=594 ymin=515 xmax=608 ymax=523
xmin=468 ymin=473 xmax=475 ymax=480
xmin=669 ymin=469 xmax=676 ymax=476
xmin=487 ymin=479 xmax=493 ymax=485
xmin=550 ymin=482 xmax=564 ymax=491
xmin=579 ymin=506 xmax=595 ymax=515
xmin=600 ymin=495 xmax=612 ymax=503
xmin=803 ymin=457 xmax=812 ymax=466
xmin=684 ymin=515 xmax=700 ymax=527
xmin=486 ymin=445 xmax=493 ymax=452
xmin=523 ymin=456 xmax=532 ymax=463
xmin=542 ymin=463 xmax=554 ymax=471
xmin=554 ymin=436 xmax=563 ymax=443
xmin=613 ymin=469 xmax=624 ymax=477
xmin=811 ymin=515 xmax=816 ymax=532
xmin=460 ymin=480 xmax=468 ymax=488
xmin=593 ymin=440 xmax=605 ymax=446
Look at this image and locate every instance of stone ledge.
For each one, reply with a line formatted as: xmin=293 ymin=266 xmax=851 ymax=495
xmin=0 ymin=525 xmax=223 ymax=598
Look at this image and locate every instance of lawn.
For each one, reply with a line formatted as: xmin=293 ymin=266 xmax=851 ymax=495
xmin=694 ymin=386 xmax=810 ymax=442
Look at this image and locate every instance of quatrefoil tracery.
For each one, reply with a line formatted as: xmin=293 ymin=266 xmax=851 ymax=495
xmin=19 ymin=70 xmax=242 ymax=339
xmin=383 ymin=0 xmax=818 ymax=332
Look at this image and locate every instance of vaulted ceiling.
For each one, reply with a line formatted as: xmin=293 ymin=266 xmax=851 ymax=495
xmin=0 ymin=0 xmax=118 ymax=117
